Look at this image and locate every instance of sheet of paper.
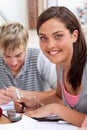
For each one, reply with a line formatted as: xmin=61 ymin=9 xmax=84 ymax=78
xmin=0 ymin=101 xmax=14 ymax=110
xmin=0 ymin=115 xmax=78 ymax=130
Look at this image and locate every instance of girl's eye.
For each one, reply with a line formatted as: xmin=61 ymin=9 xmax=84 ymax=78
xmin=55 ymin=34 xmax=63 ymax=39
xmin=39 ymin=36 xmax=48 ymax=42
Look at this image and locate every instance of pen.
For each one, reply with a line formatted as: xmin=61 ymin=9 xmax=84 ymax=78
xmin=16 ymin=88 xmax=25 ymax=112
xmin=16 ymin=88 xmax=21 ymax=99
xmin=3 ymin=86 xmax=7 ymax=90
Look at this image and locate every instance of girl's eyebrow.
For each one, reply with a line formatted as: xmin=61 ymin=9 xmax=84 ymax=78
xmin=39 ymin=31 xmax=63 ymax=36
xmin=53 ymin=31 xmax=63 ymax=35
xmin=39 ymin=33 xmax=46 ymax=36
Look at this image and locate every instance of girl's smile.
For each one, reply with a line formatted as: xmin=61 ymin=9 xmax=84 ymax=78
xmin=39 ymin=18 xmax=78 ymax=68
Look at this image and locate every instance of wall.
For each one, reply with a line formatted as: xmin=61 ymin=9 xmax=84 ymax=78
xmin=44 ymin=0 xmax=87 ymax=17
xmin=0 ymin=0 xmax=87 ymax=28
xmin=0 ymin=0 xmax=28 ymax=27
xmin=58 ymin=0 xmax=87 ymax=17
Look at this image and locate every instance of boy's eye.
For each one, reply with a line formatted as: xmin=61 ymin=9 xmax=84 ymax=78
xmin=16 ymin=54 xmax=22 ymax=57
xmin=3 ymin=54 xmax=10 ymax=58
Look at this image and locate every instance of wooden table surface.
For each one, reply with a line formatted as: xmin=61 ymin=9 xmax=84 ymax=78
xmin=0 ymin=115 xmax=11 ymax=124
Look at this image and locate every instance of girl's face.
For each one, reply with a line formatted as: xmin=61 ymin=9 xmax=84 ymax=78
xmin=2 ymin=46 xmax=26 ymax=73
xmin=38 ymin=18 xmax=78 ymax=67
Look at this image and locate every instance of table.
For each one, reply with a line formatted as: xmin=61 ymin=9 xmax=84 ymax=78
xmin=0 ymin=115 xmax=11 ymax=124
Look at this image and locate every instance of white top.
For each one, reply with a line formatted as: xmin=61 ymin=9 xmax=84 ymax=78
xmin=37 ymin=51 xmax=57 ymax=89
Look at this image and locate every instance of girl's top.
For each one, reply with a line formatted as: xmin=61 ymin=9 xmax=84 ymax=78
xmin=62 ymin=73 xmax=80 ymax=107
xmin=58 ymin=62 xmax=87 ymax=114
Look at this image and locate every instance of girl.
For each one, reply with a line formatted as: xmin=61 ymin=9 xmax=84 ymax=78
xmin=24 ymin=6 xmax=87 ymax=127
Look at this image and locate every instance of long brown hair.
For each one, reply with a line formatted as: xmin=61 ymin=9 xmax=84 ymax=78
xmin=37 ymin=6 xmax=87 ymax=90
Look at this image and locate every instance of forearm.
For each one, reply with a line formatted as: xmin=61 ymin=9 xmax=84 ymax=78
xmin=53 ymin=104 xmax=86 ymax=127
xmin=39 ymin=91 xmax=63 ymax=106
xmin=19 ymin=89 xmax=56 ymax=102
xmin=81 ymin=116 xmax=87 ymax=128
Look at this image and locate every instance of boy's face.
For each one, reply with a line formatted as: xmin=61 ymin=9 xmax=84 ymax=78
xmin=2 ymin=46 xmax=26 ymax=74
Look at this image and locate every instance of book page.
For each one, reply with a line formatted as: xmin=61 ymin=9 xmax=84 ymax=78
xmin=0 ymin=115 xmax=78 ymax=130
xmin=0 ymin=101 xmax=14 ymax=110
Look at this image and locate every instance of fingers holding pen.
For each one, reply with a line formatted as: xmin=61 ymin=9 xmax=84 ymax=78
xmin=2 ymin=87 xmax=15 ymax=98
xmin=6 ymin=86 xmax=19 ymax=99
xmin=0 ymin=86 xmax=18 ymax=103
xmin=17 ymin=98 xmax=28 ymax=107
xmin=0 ymin=89 xmax=13 ymax=105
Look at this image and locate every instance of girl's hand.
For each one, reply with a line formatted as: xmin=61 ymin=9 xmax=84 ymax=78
xmin=25 ymin=104 xmax=56 ymax=118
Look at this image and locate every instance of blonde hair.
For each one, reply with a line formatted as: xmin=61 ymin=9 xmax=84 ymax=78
xmin=0 ymin=22 xmax=29 ymax=53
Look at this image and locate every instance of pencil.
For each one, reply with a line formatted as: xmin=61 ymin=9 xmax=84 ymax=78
xmin=16 ymin=89 xmax=21 ymax=99
xmin=16 ymin=88 xmax=25 ymax=112
xmin=3 ymin=86 xmax=7 ymax=90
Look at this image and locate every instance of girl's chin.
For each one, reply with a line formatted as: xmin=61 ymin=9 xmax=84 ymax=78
xmin=49 ymin=59 xmax=58 ymax=63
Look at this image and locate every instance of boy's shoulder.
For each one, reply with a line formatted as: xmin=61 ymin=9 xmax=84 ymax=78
xmin=28 ymin=48 xmax=40 ymax=55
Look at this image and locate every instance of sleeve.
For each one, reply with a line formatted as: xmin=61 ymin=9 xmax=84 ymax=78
xmin=37 ymin=51 xmax=57 ymax=89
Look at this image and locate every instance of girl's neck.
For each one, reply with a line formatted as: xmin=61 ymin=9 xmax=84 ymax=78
xmin=63 ymin=69 xmax=82 ymax=95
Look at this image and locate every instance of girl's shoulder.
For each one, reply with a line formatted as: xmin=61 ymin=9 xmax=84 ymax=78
xmin=82 ymin=61 xmax=87 ymax=80
xmin=83 ymin=61 xmax=87 ymax=72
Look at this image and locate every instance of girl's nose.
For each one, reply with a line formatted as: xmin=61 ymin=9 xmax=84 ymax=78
xmin=47 ymin=39 xmax=56 ymax=49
